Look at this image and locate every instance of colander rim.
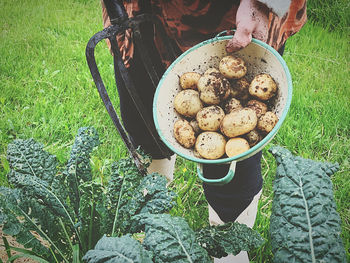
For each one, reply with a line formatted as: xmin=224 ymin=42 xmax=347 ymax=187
xmin=153 ymin=36 xmax=293 ymax=164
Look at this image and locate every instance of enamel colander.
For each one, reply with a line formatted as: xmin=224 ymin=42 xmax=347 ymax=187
xmin=153 ymin=36 xmax=292 ymax=185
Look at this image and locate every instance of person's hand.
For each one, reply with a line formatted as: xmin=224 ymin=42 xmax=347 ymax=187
xmin=226 ymin=0 xmax=269 ymax=53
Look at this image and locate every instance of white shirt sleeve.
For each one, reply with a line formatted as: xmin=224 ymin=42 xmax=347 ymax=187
xmin=257 ymin=0 xmax=291 ymax=17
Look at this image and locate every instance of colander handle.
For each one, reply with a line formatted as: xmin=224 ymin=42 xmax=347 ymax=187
xmin=197 ymin=161 xmax=236 ymax=185
xmin=216 ymin=29 xmax=235 ymax=38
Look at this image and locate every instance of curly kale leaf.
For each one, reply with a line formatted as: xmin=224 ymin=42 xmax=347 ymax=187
xmin=2 ymin=127 xmax=178 ymax=262
xmin=7 ymin=138 xmax=57 ymax=184
xmin=105 ymin=157 xmax=176 ymax=236
xmin=6 ymin=138 xmax=67 ymax=218
xmin=195 ymin=222 xmax=265 ymax=258
xmin=3 ymin=138 xmax=77 ymax=260
xmin=138 ymin=172 xmax=176 ymax=214
xmin=135 ymin=213 xmax=211 ymax=263
xmin=101 ymin=157 xmax=144 ymax=236
xmin=64 ymin=127 xmax=99 ymax=215
xmin=118 ymin=172 xmax=176 ymax=234
xmin=1 ymin=127 xmax=101 ymax=261
xmin=82 ymin=235 xmax=153 ymax=263
xmin=269 ymin=146 xmax=346 ymax=263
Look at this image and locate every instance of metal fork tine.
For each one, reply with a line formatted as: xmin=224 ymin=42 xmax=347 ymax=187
xmin=87 ymin=1 xmax=175 ymax=173
xmin=86 ymin=27 xmax=148 ymax=176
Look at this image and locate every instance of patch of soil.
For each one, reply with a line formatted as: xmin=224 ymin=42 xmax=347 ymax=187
xmin=0 ymin=227 xmax=42 ymax=263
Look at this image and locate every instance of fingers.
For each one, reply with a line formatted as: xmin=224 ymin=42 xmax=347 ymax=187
xmin=251 ymin=19 xmax=268 ymax=43
xmin=225 ymin=25 xmax=268 ymax=53
xmin=226 ymin=0 xmax=269 ymax=53
xmin=225 ymin=14 xmax=268 ymax=53
xmin=226 ymin=26 xmax=253 ymax=53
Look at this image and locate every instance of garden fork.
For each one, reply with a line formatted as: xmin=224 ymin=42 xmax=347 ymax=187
xmin=85 ymin=0 xmax=178 ymax=176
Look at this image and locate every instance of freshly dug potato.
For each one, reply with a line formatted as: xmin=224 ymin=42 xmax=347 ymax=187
xmin=196 ymin=105 xmax=225 ymax=131
xmin=245 ymin=129 xmax=261 ymax=147
xmin=173 ymin=119 xmax=196 ymax=148
xmin=223 ymin=97 xmax=242 ymax=114
xmin=195 ymin=132 xmax=226 ymax=159
xmin=174 ymin=89 xmax=203 ymax=118
xmin=257 ymin=111 xmax=279 ymax=133
xmin=204 ymin=68 xmax=220 ymax=75
xmin=246 ymin=99 xmax=268 ymax=118
xmin=219 ymin=55 xmax=247 ymax=79
xmin=225 ymin=138 xmax=250 ymax=157
xmin=197 ymin=73 xmax=231 ymax=105
xmin=220 ymin=108 xmax=258 ymax=138
xmin=189 ymin=119 xmax=201 ymax=135
xmin=230 ymin=77 xmax=250 ymax=100
xmin=249 ymin=73 xmax=277 ymax=100
xmin=179 ymin=72 xmax=201 ymax=90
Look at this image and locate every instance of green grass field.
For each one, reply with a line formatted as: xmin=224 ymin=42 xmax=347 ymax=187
xmin=1 ymin=0 xmax=349 ymax=262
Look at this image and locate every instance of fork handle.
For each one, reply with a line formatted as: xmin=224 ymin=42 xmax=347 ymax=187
xmin=103 ymin=0 xmax=128 ymax=25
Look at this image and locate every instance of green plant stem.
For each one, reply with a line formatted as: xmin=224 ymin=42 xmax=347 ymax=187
xmin=48 ymin=247 xmax=60 ymax=263
xmin=72 ymin=244 xmax=81 ymax=263
xmin=7 ymin=254 xmax=50 ymax=263
xmin=73 ymin=158 xmax=82 ymax=209
xmin=18 ymin=207 xmax=69 ymax=263
xmin=2 ymin=237 xmax=13 ymax=262
xmin=111 ymin=175 xmax=126 ymax=236
xmin=0 ymin=244 xmax=39 ymax=255
xmin=171 ymin=223 xmax=193 ymax=263
xmin=299 ymin=177 xmax=316 ymax=263
xmin=88 ymin=201 xmax=94 ymax=250
xmin=58 ymin=218 xmax=74 ymax=255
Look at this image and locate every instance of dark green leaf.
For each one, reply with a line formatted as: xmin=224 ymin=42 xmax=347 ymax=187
xmin=269 ymin=146 xmax=346 ymax=263
xmin=136 ymin=213 xmax=211 ymax=263
xmin=4 ymin=138 xmax=76 ymax=260
xmin=113 ymin=172 xmax=176 ymax=235
xmin=6 ymin=139 xmax=68 ymax=218
xmin=7 ymin=138 xmax=57 ymax=185
xmin=195 ymin=222 xmax=264 ymax=258
xmin=83 ymin=235 xmax=153 ymax=263
xmin=138 ymin=173 xmax=176 ymax=215
xmin=79 ymin=181 xmax=106 ymax=250
xmin=64 ymin=127 xmax=99 ymax=215
xmin=104 ymin=158 xmax=144 ymax=236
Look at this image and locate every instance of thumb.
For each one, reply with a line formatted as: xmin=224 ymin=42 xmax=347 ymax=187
xmin=226 ymin=26 xmax=253 ymax=53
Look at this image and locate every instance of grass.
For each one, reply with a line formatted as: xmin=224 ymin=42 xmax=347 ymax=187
xmin=307 ymin=0 xmax=350 ymax=31
xmin=0 ymin=0 xmax=349 ymax=261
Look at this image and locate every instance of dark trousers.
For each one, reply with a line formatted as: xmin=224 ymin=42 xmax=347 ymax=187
xmin=202 ymin=44 xmax=285 ymax=222
xmin=114 ymin=40 xmax=285 ymax=223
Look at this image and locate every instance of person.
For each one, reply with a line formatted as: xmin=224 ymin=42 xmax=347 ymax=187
xmin=101 ymin=1 xmax=306 ymax=262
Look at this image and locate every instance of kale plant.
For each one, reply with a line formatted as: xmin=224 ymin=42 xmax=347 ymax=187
xmin=269 ymin=146 xmax=347 ymax=263
xmin=83 ymin=213 xmax=264 ymax=263
xmin=0 ymin=127 xmax=264 ymax=262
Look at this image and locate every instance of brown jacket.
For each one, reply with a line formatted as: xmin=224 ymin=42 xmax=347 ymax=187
xmin=102 ymin=0 xmax=307 ymax=67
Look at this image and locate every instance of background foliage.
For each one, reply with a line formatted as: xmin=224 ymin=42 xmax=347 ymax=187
xmin=0 ymin=0 xmax=349 ymax=261
xmin=307 ymin=0 xmax=349 ymax=30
